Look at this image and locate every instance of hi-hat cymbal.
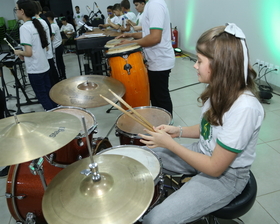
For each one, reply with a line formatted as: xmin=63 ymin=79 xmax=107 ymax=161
xmin=42 ymin=154 xmax=154 ymax=224
xmin=49 ymin=75 xmax=125 ymax=108
xmin=0 ymin=112 xmax=81 ymax=166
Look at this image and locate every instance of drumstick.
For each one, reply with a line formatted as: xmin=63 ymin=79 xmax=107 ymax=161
xmin=3 ymin=38 xmax=15 ymax=51
xmin=100 ymin=94 xmax=154 ymax=132
xmin=108 ymin=89 xmax=154 ymax=130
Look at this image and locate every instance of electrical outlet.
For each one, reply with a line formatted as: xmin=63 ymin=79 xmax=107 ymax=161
xmin=269 ymin=64 xmax=274 ymax=69
xmin=260 ymin=61 xmax=264 ymax=67
xmin=256 ymin=59 xmax=260 ymax=64
xmin=275 ymin=65 xmax=279 ymax=74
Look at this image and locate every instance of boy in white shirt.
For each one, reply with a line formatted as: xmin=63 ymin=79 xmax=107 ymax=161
xmin=120 ymin=0 xmax=137 ymax=33
xmin=98 ymin=5 xmax=119 ymax=30
xmin=46 ymin=11 xmax=66 ymax=80
xmin=73 ymin=6 xmax=84 ymax=30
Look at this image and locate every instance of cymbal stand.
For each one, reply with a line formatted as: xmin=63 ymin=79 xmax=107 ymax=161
xmin=80 ymin=116 xmax=101 ymax=182
xmin=17 ymin=60 xmax=29 ymax=89
xmin=29 ymin=157 xmax=47 ymax=190
xmin=106 ymin=100 xmax=118 ymax=113
xmin=5 ymin=60 xmax=38 ymax=114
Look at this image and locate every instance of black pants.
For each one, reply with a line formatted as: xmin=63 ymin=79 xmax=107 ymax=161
xmin=148 ymin=69 xmax=173 ymax=116
xmin=48 ymin=58 xmax=60 ymax=86
xmin=55 ymin=44 xmax=66 ymax=80
xmin=0 ymin=88 xmax=6 ymax=119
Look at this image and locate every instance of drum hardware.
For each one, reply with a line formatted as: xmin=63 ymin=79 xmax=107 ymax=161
xmin=5 ymin=193 xmax=26 ymax=200
xmin=2 ymin=56 xmax=38 ymax=114
xmin=122 ymin=54 xmax=132 ymax=74
xmin=29 ymin=158 xmax=48 ymax=190
xmin=92 ymin=137 xmax=112 ymax=155
xmin=49 ymin=75 xmax=125 ymax=108
xmin=26 ymin=212 xmax=36 ymax=224
xmin=0 ymin=111 xmax=81 ymax=167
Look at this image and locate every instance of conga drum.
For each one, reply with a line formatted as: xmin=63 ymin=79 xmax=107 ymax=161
xmin=115 ymin=106 xmax=172 ymax=145
xmin=106 ymin=43 xmax=150 ymax=109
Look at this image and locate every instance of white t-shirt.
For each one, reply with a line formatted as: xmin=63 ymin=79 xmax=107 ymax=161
xmin=141 ymin=0 xmax=175 ymax=71
xmin=60 ymin=23 xmax=74 ymax=33
xmin=106 ymin=16 xmax=119 ymax=30
xmin=51 ymin=23 xmax=62 ymax=49
xmin=19 ymin=21 xmax=49 ymax=74
xmin=136 ymin=12 xmax=143 ymax=26
xmin=73 ymin=12 xmax=84 ymax=27
xmin=199 ymin=91 xmax=264 ymax=168
xmin=38 ymin=18 xmax=53 ymax=59
xmin=123 ymin=11 xmax=137 ymax=33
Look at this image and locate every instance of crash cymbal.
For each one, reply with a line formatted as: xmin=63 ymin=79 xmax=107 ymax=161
xmin=42 ymin=154 xmax=154 ymax=224
xmin=49 ymin=75 xmax=125 ymax=108
xmin=0 ymin=112 xmax=81 ymax=166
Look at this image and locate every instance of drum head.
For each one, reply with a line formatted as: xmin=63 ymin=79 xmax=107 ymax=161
xmin=106 ymin=43 xmax=141 ymax=57
xmin=98 ymin=145 xmax=161 ymax=182
xmin=105 ymin=37 xmax=134 ymax=48
xmin=49 ymin=106 xmax=96 ymax=135
xmin=116 ymin=106 xmax=172 ymax=135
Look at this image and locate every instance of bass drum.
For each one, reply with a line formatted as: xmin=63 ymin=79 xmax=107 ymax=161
xmin=6 ymin=159 xmax=63 ymax=224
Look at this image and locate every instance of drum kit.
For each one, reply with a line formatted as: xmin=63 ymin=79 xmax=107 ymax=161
xmin=1 ymin=54 xmax=167 ymax=223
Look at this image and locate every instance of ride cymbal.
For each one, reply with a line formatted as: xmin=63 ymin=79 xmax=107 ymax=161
xmin=49 ymin=75 xmax=125 ymax=108
xmin=42 ymin=154 xmax=154 ymax=224
xmin=0 ymin=112 xmax=81 ymax=166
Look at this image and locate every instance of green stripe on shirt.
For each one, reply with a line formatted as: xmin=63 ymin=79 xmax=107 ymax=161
xmin=150 ymin=27 xmax=163 ymax=30
xmin=217 ymin=139 xmax=243 ymax=153
xmin=21 ymin=43 xmax=32 ymax=46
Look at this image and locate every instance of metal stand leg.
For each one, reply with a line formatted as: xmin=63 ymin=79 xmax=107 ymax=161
xmin=106 ymin=100 xmax=119 ymax=113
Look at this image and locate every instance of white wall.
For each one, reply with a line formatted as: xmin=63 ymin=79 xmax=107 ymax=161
xmin=0 ymin=0 xmax=18 ymax=27
xmin=70 ymin=0 xmax=137 ymax=18
xmin=166 ymin=0 xmax=280 ymax=88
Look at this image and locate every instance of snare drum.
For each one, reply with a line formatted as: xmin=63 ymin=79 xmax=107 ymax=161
xmin=97 ymin=145 xmax=163 ymax=209
xmin=116 ymin=106 xmax=172 ymax=145
xmin=47 ymin=106 xmax=97 ymax=167
xmin=106 ymin=43 xmax=150 ymax=109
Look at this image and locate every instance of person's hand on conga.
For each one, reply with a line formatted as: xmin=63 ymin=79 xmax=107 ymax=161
xmin=115 ymin=33 xmax=130 ymax=39
xmin=139 ymin=126 xmax=174 ymax=149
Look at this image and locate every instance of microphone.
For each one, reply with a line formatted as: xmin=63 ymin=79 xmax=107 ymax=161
xmin=94 ymin=2 xmax=99 ymax=9
xmin=87 ymin=5 xmax=93 ymax=12
xmin=94 ymin=2 xmax=104 ymax=19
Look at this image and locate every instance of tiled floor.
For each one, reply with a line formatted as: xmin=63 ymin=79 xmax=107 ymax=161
xmin=0 ymin=52 xmax=280 ymax=224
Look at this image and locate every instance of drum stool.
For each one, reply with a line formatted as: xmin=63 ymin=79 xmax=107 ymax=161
xmin=181 ymin=170 xmax=257 ymax=224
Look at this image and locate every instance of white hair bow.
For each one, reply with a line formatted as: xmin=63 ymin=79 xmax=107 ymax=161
xmin=225 ymin=23 xmax=248 ymax=85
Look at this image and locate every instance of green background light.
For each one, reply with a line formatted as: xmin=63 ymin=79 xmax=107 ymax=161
xmin=262 ymin=0 xmax=280 ymax=60
xmin=184 ymin=0 xmax=195 ymax=47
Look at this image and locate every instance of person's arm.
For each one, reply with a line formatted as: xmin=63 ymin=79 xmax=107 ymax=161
xmin=115 ymin=29 xmax=161 ymax=46
xmin=139 ymin=126 xmax=237 ymax=177
xmin=134 ymin=29 xmax=161 ymax=47
xmin=14 ymin=45 xmax=32 ymax=60
xmin=157 ymin=124 xmax=200 ymax=139
xmin=108 ymin=20 xmax=121 ymax=30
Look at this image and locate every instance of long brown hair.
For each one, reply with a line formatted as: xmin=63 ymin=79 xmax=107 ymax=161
xmin=197 ymin=26 xmax=258 ymax=126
